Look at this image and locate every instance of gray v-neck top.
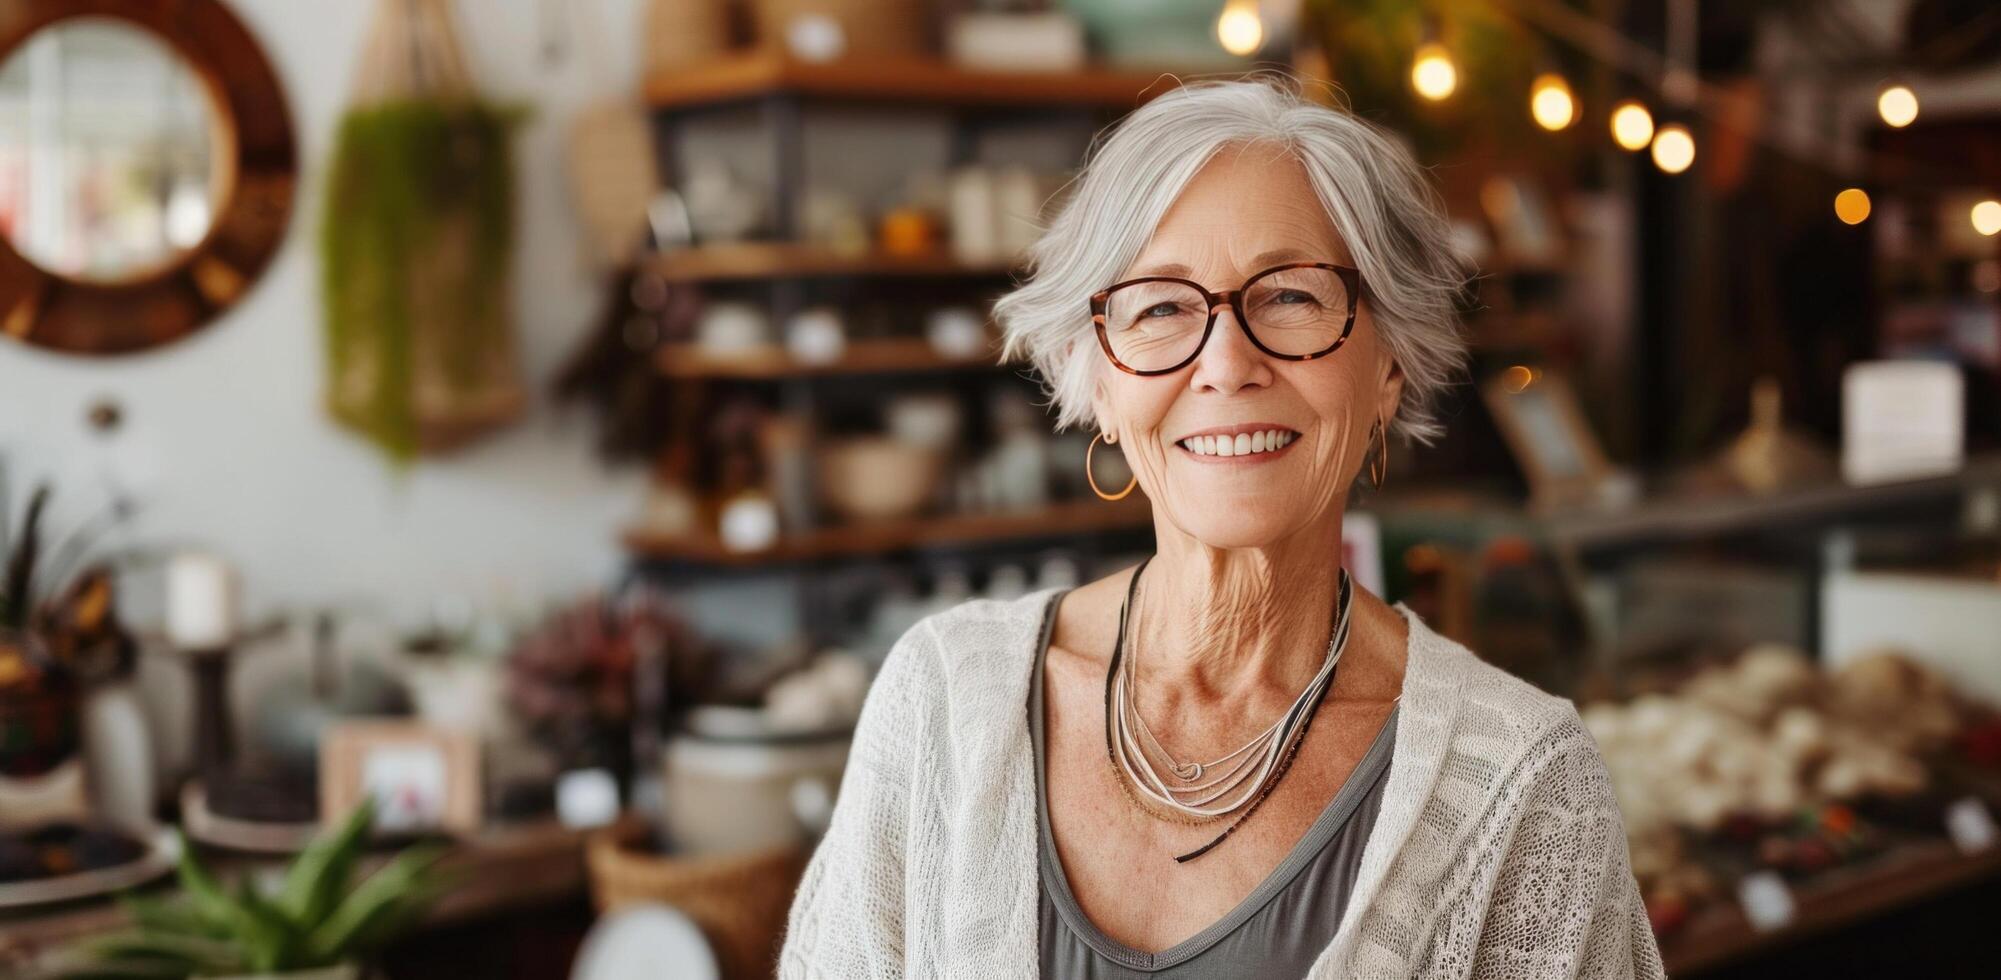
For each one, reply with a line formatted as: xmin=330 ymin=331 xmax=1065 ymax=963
xmin=1030 ymin=589 xmax=1397 ymax=979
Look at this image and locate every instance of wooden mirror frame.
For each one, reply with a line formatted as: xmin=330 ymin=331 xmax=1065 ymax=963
xmin=0 ymin=0 xmax=296 ymax=356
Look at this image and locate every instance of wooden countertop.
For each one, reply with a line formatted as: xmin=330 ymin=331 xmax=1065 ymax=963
xmin=1659 ymin=840 xmax=2001 ymax=976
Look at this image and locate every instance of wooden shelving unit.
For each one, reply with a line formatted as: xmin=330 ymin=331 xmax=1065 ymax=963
xmin=648 ymin=242 xmax=1016 ymax=283
xmin=1546 ymin=452 xmax=2001 ymax=551
xmin=644 ymin=51 xmax=1182 ymax=111
xmin=654 ymin=337 xmax=1005 ymax=380
xmin=625 ymin=497 xmax=1153 ymax=567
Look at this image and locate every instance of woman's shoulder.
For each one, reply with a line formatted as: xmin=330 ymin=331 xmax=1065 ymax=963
xmin=1397 ymin=603 xmax=1591 ymax=759
xmin=869 ymin=590 xmax=1061 ymax=717
xmin=1395 ymin=605 xmax=1619 ymax=830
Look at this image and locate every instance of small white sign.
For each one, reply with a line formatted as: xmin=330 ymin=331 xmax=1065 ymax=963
xmin=1737 ymin=870 xmax=1796 ymax=933
xmin=1946 ymin=797 xmax=1998 ymax=855
xmin=1842 ymin=360 xmax=1963 ymax=485
xmin=1341 ymin=513 xmax=1385 ymax=597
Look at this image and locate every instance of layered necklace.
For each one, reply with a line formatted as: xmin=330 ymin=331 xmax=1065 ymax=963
xmin=1104 ymin=557 xmax=1353 ymax=862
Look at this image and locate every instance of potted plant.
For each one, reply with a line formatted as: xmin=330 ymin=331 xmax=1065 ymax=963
xmin=503 ymin=589 xmax=712 ymax=783
xmin=61 ymin=799 xmax=448 ymax=979
xmin=3 ymin=475 xmax=135 ymax=793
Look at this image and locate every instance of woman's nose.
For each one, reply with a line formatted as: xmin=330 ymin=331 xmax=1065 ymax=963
xmin=1188 ymin=304 xmax=1273 ymax=395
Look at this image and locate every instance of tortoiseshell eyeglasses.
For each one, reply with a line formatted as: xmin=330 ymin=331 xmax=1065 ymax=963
xmin=1090 ymin=262 xmax=1363 ymax=375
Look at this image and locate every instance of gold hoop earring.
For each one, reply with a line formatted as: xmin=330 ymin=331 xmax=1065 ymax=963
xmin=1087 ymin=432 xmax=1137 ymax=501
xmin=1369 ymin=417 xmax=1389 ymax=488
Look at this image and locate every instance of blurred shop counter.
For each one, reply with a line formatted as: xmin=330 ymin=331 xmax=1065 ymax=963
xmin=1659 ymin=839 xmax=2001 ymax=976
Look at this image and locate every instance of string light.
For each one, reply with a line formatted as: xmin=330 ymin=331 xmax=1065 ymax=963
xmin=1530 ymin=73 xmax=1576 ymax=131
xmin=1834 ymin=188 xmax=1871 ymax=225
xmin=1974 ymin=200 xmax=2001 ymax=237
xmin=1411 ymin=42 xmax=1458 ymax=101
xmin=1610 ymin=100 xmax=1654 ymax=151
xmin=1651 ymin=123 xmax=1695 ymax=174
xmin=1877 ymin=83 xmax=1919 ymax=128
xmin=1216 ymin=1 xmax=1263 ymax=57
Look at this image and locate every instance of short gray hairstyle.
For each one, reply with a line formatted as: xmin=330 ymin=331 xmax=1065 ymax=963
xmin=995 ymin=76 xmax=1471 ymax=445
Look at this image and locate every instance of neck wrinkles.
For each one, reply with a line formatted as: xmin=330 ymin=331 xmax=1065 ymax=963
xmin=1133 ymin=516 xmax=1345 ymax=704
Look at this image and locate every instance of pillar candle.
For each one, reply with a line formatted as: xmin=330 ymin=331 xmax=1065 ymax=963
xmin=166 ymin=552 xmax=237 ymax=650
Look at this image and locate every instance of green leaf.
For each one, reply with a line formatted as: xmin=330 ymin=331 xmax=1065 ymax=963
xmin=173 ymin=844 xmax=252 ymax=938
xmin=278 ymin=797 xmax=376 ymax=927
xmin=233 ymin=874 xmax=305 ymax=971
xmin=303 ymin=844 xmax=448 ymax=962
xmin=118 ymin=893 xmax=227 ymax=940
xmin=173 ymin=845 xmax=295 ymax=968
xmin=82 ymin=929 xmax=244 ymax=973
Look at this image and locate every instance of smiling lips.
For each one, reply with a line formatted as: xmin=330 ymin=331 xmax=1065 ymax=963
xmin=1175 ymin=427 xmax=1299 ymax=458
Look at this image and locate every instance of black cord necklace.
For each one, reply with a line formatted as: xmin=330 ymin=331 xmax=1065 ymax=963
xmin=1102 ymin=557 xmax=1349 ymax=863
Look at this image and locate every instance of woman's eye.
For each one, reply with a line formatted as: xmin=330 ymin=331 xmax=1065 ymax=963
xmin=1273 ymin=290 xmax=1318 ymax=305
xmin=1143 ymin=302 xmax=1182 ymax=318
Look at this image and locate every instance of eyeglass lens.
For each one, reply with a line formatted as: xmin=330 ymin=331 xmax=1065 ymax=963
xmin=1101 ymin=266 xmax=1352 ymax=372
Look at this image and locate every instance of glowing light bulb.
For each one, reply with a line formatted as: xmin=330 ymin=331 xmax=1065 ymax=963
xmin=1530 ymin=73 xmax=1575 ymax=131
xmin=1974 ymin=200 xmax=2001 ymax=237
xmin=1834 ymin=188 xmax=1871 ymax=225
xmin=1610 ymin=100 xmax=1654 ymax=151
xmin=1411 ymin=43 xmax=1457 ymax=101
xmin=1651 ymin=124 xmax=1695 ymax=174
xmin=1877 ymin=84 xmax=1919 ymax=128
xmin=1216 ymin=1 xmax=1263 ymax=57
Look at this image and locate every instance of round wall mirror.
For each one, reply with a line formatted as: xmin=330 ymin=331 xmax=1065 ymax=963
xmin=0 ymin=16 xmax=227 ymax=282
xmin=0 ymin=0 xmax=294 ymax=356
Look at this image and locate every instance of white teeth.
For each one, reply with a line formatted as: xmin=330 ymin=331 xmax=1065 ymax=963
xmin=1179 ymin=429 xmax=1295 ymax=456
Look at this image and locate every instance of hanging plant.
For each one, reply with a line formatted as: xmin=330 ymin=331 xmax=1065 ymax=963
xmin=320 ymin=0 xmax=527 ymax=461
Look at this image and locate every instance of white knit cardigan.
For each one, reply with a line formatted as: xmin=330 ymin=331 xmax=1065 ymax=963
xmin=781 ymin=591 xmax=1667 ymax=979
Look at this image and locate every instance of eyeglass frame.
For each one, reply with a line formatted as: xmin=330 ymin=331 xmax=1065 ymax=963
xmin=1089 ymin=261 xmax=1364 ymax=376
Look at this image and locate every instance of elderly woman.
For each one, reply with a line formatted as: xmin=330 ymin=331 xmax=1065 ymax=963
xmin=782 ymin=79 xmax=1663 ymax=979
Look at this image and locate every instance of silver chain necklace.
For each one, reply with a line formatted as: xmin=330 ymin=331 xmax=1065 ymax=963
xmin=1105 ymin=559 xmax=1353 ymax=825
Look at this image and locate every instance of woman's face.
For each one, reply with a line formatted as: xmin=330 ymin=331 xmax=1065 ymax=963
xmin=1091 ymin=144 xmax=1404 ymax=549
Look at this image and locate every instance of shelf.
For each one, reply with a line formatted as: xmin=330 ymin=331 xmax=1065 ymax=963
xmin=1659 ymin=840 xmax=2001 ymax=976
xmin=1545 ymin=453 xmax=2001 ymax=551
xmin=624 ymin=497 xmax=1154 ymax=566
xmin=655 ymin=337 xmax=1005 ymax=380
xmin=648 ymin=242 xmax=1016 ymax=282
xmin=644 ymin=51 xmax=1182 ymax=111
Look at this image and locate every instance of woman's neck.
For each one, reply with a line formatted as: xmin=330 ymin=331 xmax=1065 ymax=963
xmin=1132 ymin=511 xmax=1345 ymax=703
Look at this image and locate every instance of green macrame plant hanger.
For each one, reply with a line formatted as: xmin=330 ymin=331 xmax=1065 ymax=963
xmin=321 ymin=0 xmax=526 ymax=461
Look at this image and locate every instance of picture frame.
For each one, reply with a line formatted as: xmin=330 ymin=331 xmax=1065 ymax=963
xmin=1481 ymin=368 xmax=1613 ymax=513
xmin=1478 ymin=175 xmax=1565 ymax=269
xmin=320 ymin=722 xmax=482 ymax=836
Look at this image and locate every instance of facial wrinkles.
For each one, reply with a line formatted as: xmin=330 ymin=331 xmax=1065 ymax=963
xmin=1145 ymin=413 xmax=1362 ymax=690
xmin=1098 ymin=146 xmax=1384 ymax=720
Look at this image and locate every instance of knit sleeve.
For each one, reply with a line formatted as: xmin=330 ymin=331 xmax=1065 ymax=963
xmin=779 ymin=619 xmax=940 ymax=979
xmin=1469 ymin=717 xmax=1666 ymax=980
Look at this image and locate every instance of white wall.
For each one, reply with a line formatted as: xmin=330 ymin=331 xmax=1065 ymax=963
xmin=0 ymin=0 xmax=651 ymax=626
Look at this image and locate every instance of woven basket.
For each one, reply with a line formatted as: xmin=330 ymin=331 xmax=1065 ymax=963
xmin=586 ymin=820 xmax=809 ymax=980
xmin=749 ymin=0 xmax=930 ymax=59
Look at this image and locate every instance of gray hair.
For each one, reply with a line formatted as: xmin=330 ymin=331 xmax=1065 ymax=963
xmin=995 ymin=76 xmax=1471 ymax=445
